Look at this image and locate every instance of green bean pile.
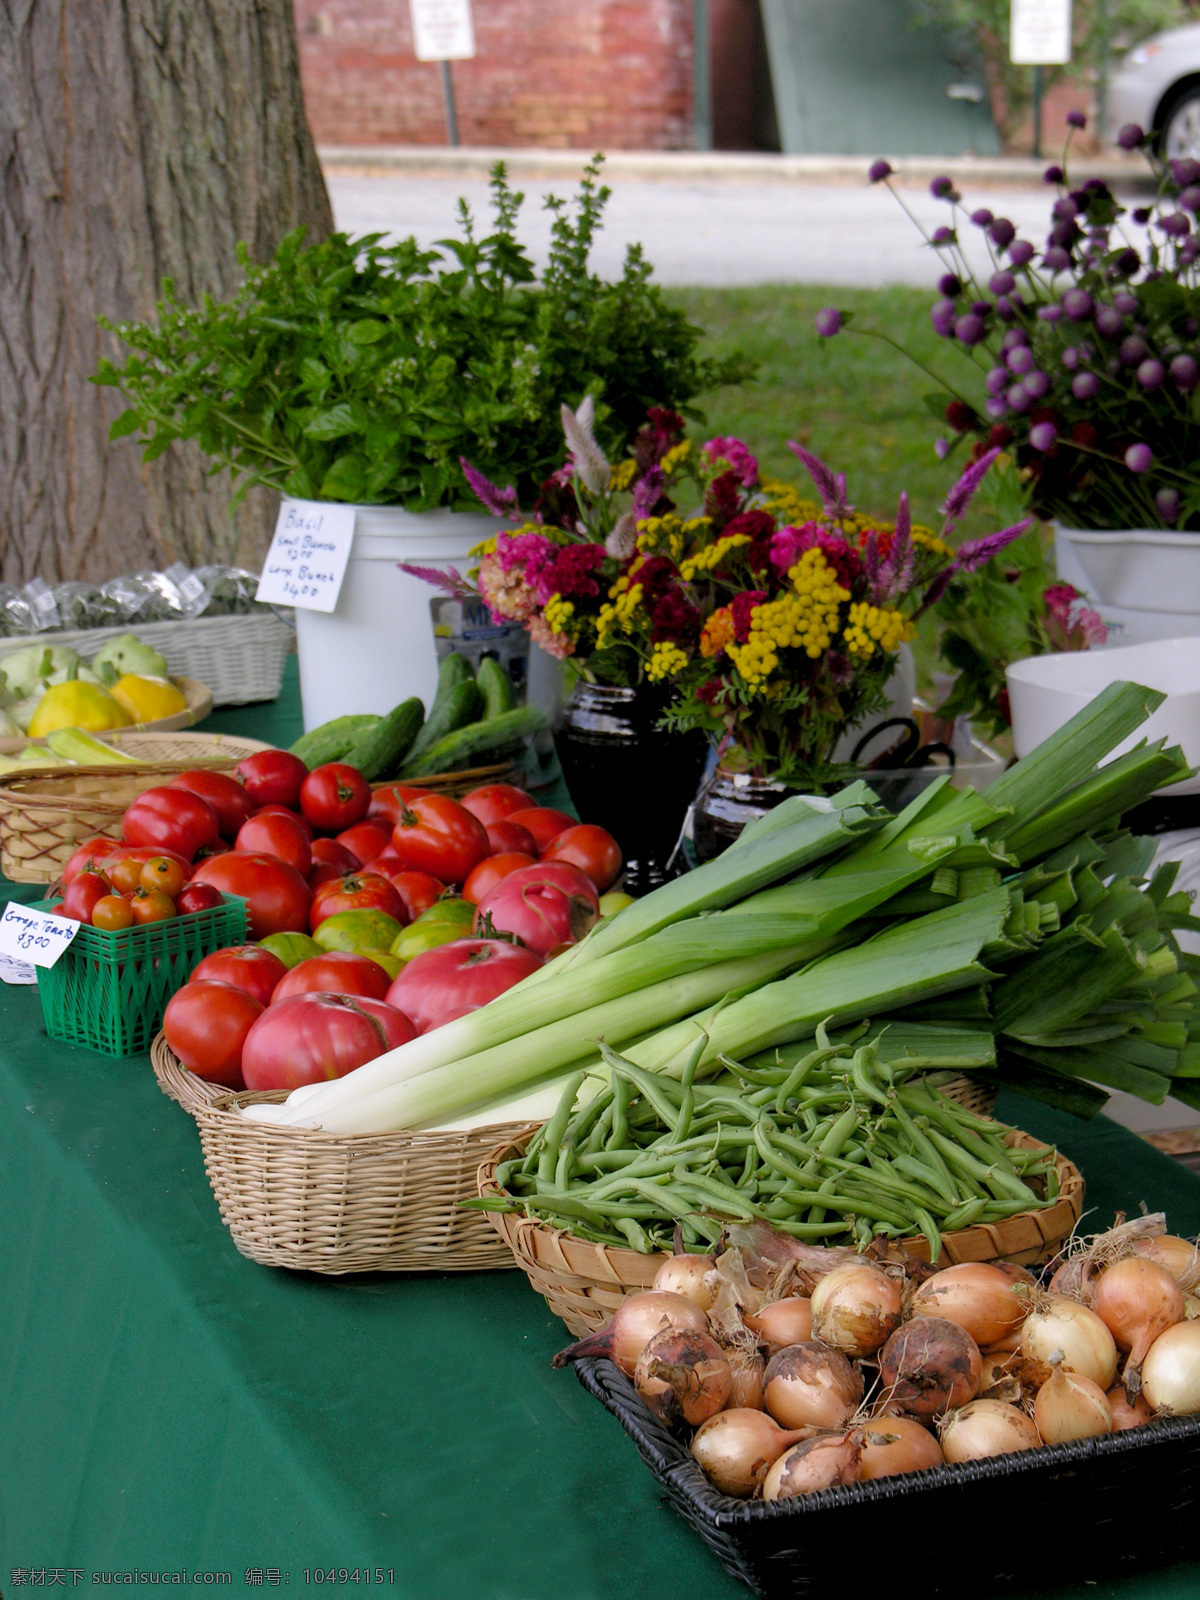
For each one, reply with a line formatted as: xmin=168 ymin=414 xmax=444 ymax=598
xmin=485 ymin=1031 xmax=1062 ymax=1261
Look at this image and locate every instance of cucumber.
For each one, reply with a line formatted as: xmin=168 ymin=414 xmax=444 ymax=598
xmin=477 ymin=656 xmax=516 ymax=720
xmin=343 ymin=698 xmax=424 ymax=782
xmin=429 ymin=652 xmax=475 ymax=718
xmin=398 ymin=679 xmax=485 ymax=773
xmin=291 ymin=714 xmax=380 ymax=768
xmin=401 ymin=706 xmax=545 ymax=777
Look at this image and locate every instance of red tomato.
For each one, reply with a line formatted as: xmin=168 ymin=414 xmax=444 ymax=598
xmin=235 ymin=811 xmax=313 ymax=876
xmin=61 ymin=836 xmax=124 ymax=886
xmin=129 ymin=887 xmax=176 ymax=925
xmin=506 ymin=807 xmax=575 ymax=852
xmin=190 ymin=852 xmax=312 ymax=938
xmin=390 ymin=794 xmax=488 ymax=885
xmin=384 ymin=870 xmax=445 ymax=923
xmin=335 ymin=821 xmax=392 ymax=867
xmin=271 ymin=951 xmax=392 ymax=1004
xmin=61 ymin=870 xmax=112 ymax=923
xmin=233 ymin=749 xmax=308 ymax=809
xmin=300 ymin=763 xmax=371 ymax=833
xmin=310 ymin=872 xmax=405 ymax=932
xmin=163 ymin=980 xmax=263 ymax=1089
xmin=462 ymin=852 xmax=537 ymax=905
xmin=309 ymin=862 xmax=345 ymax=893
xmin=363 ymin=847 xmax=403 ymax=875
xmin=190 ymin=944 xmax=288 ymax=1007
xmin=476 ymin=861 xmax=599 ymax=955
xmin=486 ymin=820 xmax=536 ymax=856
xmin=241 ymin=993 xmax=417 ymax=1091
xmin=542 ymin=824 xmax=623 ymax=894
xmin=168 ymin=770 xmax=254 ymax=839
xmin=253 ymin=802 xmax=314 ymax=841
xmin=312 ymin=837 xmax=359 ymax=873
xmin=386 ymin=938 xmax=543 ymax=1033
xmin=176 ymin=882 xmax=225 ymax=916
xmin=192 ymin=839 xmax=231 ymax=863
xmin=123 ymin=787 xmax=219 ymax=860
xmin=460 ymin=783 xmax=535 ymax=828
xmin=367 ymin=783 xmax=431 ymax=830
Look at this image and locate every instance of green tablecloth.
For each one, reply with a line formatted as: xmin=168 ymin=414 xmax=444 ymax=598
xmin=2 ymin=668 xmax=1200 ymax=1597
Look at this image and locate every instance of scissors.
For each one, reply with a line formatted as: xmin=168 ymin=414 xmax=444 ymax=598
xmin=850 ymin=717 xmax=956 ymax=773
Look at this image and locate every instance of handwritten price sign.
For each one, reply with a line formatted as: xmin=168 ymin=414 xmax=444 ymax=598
xmin=0 ymin=903 xmax=80 ymax=969
xmin=255 ymin=500 xmax=357 ymax=613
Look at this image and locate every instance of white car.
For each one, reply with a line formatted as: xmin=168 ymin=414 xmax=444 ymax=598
xmin=1108 ymin=25 xmax=1200 ymax=157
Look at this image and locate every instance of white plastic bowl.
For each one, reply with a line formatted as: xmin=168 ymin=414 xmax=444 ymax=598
xmin=1056 ymin=526 xmax=1200 ymax=613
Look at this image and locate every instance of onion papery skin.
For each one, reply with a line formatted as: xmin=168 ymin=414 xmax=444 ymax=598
xmin=1092 ymin=1257 xmax=1185 ymax=1397
xmin=744 ymin=1298 xmax=812 ymax=1350
xmin=1107 ymin=1385 xmax=1154 ymax=1430
xmin=1034 ymin=1367 xmax=1113 ymax=1444
xmin=878 ymin=1316 xmax=982 ymax=1418
xmin=634 ymin=1328 xmax=732 ymax=1427
xmin=1141 ymin=1321 xmax=1200 ymax=1414
xmin=810 ymin=1263 xmax=902 ymax=1357
xmin=911 ymin=1262 xmax=1027 ymax=1348
xmin=940 ymin=1399 xmax=1042 ymax=1463
xmin=728 ymin=1347 xmax=765 ymax=1410
xmin=1184 ymin=1293 xmax=1200 ymax=1321
xmin=653 ymin=1253 xmax=716 ymax=1311
xmin=859 ymin=1416 xmax=944 ymax=1480
xmin=762 ymin=1430 xmax=863 ymax=1501
xmin=1019 ymin=1297 xmax=1118 ymax=1391
xmin=763 ymin=1342 xmax=864 ymax=1431
xmin=1133 ymin=1235 xmax=1200 ymax=1292
xmin=691 ymin=1408 xmax=809 ymax=1498
xmin=552 ymin=1290 xmax=709 ymax=1375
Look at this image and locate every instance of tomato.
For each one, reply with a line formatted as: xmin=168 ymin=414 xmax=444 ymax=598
xmin=61 ymin=836 xmax=124 ymax=886
xmin=542 ymin=823 xmax=623 ymax=894
xmin=386 ymin=938 xmax=543 ymax=1033
xmin=258 ymin=930 xmax=323 ymax=969
xmin=168 ymin=770 xmax=253 ymax=839
xmin=367 ymin=783 xmax=431 ymax=830
xmin=234 ymin=749 xmax=308 ymax=809
xmin=163 ymin=980 xmax=263 ymax=1089
xmin=312 ymin=837 xmax=359 ymax=873
xmin=235 ymin=810 xmax=313 ymax=876
xmin=476 ymin=861 xmax=599 ymax=955
xmin=462 ymin=852 xmax=537 ymax=905
xmin=485 ymin=820 xmax=536 ymax=856
xmin=91 ymin=894 xmax=133 ymax=931
xmin=254 ymin=803 xmax=314 ymax=841
xmin=363 ymin=949 xmax=404 ymax=981
xmin=335 ymin=821 xmax=392 ymax=867
xmin=190 ymin=852 xmax=312 ymax=939
xmin=176 ymin=882 xmax=226 ymax=916
xmin=192 ymin=839 xmax=231 ymax=863
xmin=460 ymin=783 xmax=535 ymax=828
xmin=123 ymin=786 xmax=219 ymax=860
xmin=299 ymin=763 xmax=371 ymax=832
xmin=383 ymin=870 xmax=444 ymax=923
xmin=598 ymin=890 xmax=636 ymax=919
xmin=129 ymin=887 xmax=176 ymax=925
xmin=240 ymin=993 xmax=417 ymax=1092
xmin=390 ymin=793 xmax=489 ymax=885
xmin=313 ymin=908 xmax=406 ymax=955
xmin=271 ymin=951 xmax=392 ymax=1004
xmin=310 ymin=872 xmax=405 ymax=933
xmin=61 ymin=870 xmax=112 ymax=923
xmin=506 ymin=807 xmax=575 ymax=852
xmin=140 ymin=855 xmax=186 ymax=899
xmin=391 ymin=898 xmax=476 ymax=962
xmin=107 ymin=856 xmax=146 ymax=895
xmin=190 ymin=944 xmax=288 ymax=1007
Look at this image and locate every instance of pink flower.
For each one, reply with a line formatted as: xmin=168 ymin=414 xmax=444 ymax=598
xmin=477 ymin=554 xmax=538 ymax=624
xmin=493 ymin=531 xmax=559 ymax=591
xmin=703 ymin=436 xmax=759 ymax=488
xmin=1043 ymin=583 xmax=1107 ymax=650
xmin=527 ymin=613 xmax=577 ymax=660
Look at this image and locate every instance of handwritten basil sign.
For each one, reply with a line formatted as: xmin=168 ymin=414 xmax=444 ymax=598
xmin=255 ymin=499 xmax=357 ymax=613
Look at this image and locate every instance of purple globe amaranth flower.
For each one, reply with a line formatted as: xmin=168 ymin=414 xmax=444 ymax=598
xmin=814 ymin=307 xmax=843 ymax=337
xmin=1113 ymin=291 xmax=1138 ymax=316
xmin=955 ymin=313 xmax=987 ymax=346
xmin=931 ymin=299 xmax=957 ymax=336
xmin=1072 ymin=372 xmax=1101 ymax=399
xmin=1067 ymin=109 xmax=1088 ymax=129
xmin=1007 ymin=344 xmax=1035 ymax=375
xmin=1029 ymin=421 xmax=1058 ymax=451
xmin=1181 ymin=239 xmax=1200 ymax=265
xmin=1001 ymin=328 xmax=1029 ymax=351
xmin=1132 ymin=206 xmax=1153 ymax=225
xmin=1009 ymin=240 xmax=1036 ymax=267
xmin=985 ymin=366 xmax=1009 ymax=395
xmin=1043 ymin=245 xmax=1073 ymax=271
xmin=1007 ymin=383 xmax=1031 ymax=412
xmin=1023 ymin=370 xmax=1051 ymax=399
xmin=932 ymin=226 xmax=956 ymax=245
xmin=868 ymin=159 xmax=894 ymax=183
xmin=1156 ymin=487 xmax=1182 ymax=522
xmin=1095 ymin=305 xmax=1124 ymax=338
xmin=1117 ymin=123 xmax=1145 ymax=149
xmin=938 ymin=273 xmax=962 ymax=297
xmin=1044 ymin=165 xmax=1065 ymax=184
xmin=930 ymin=174 xmax=956 ymax=198
xmin=1062 ymin=347 xmax=1080 ymax=370
xmin=1037 ymin=305 xmax=1064 ymax=322
xmin=1053 ymin=197 xmax=1079 ymax=222
xmin=1138 ymin=358 xmax=1166 ymax=390
xmin=971 ymin=207 xmax=994 ymax=227
xmin=934 ymin=437 xmax=951 ymax=460
xmin=1160 ymin=212 xmax=1192 ymax=237
xmin=989 ymin=217 xmax=1016 ymax=248
xmin=1171 ymin=353 xmax=1199 ymax=391
xmin=1063 ymin=289 xmax=1093 ymax=321
xmin=1182 ymin=186 xmax=1200 ymax=212
xmin=1170 ymin=157 xmax=1200 ymax=187
xmin=970 ymin=300 xmax=991 ymax=316
xmin=989 ymin=271 xmax=1016 ymax=295
xmin=995 ymin=297 xmax=1016 ymax=320
xmin=1125 ymin=443 xmax=1153 ymax=473
xmin=985 ymin=396 xmax=1009 ymax=419
xmin=1120 ymin=334 xmax=1150 ymax=366
xmin=1113 ymin=248 xmax=1141 ymax=276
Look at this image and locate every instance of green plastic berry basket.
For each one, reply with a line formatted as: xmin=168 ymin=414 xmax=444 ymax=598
xmin=32 ymin=895 xmax=247 ymax=1058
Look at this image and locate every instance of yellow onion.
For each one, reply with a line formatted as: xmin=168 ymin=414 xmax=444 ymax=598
xmin=762 ymin=1430 xmax=862 ymax=1500
xmin=859 ymin=1416 xmax=944 ymax=1480
xmin=1141 ymin=1321 xmax=1200 ymax=1414
xmin=744 ymin=1297 xmax=812 ymax=1350
xmin=878 ymin=1316 xmax=981 ymax=1418
xmin=763 ymin=1341 xmax=863 ymax=1431
xmin=1019 ymin=1296 xmax=1118 ymax=1391
xmin=1133 ymin=1234 xmax=1200 ymax=1292
xmin=911 ymin=1262 xmax=1027 ymax=1348
xmin=1091 ymin=1257 xmax=1184 ymax=1398
xmin=1184 ymin=1293 xmax=1200 ymax=1321
xmin=634 ymin=1328 xmax=731 ymax=1427
xmin=552 ymin=1290 xmax=709 ymax=1376
xmin=653 ymin=1253 xmax=715 ymax=1311
xmin=939 ymin=1399 xmax=1041 ymax=1463
xmin=809 ymin=1262 xmax=902 ymax=1357
xmin=1034 ymin=1366 xmax=1113 ymax=1444
xmin=1106 ymin=1385 xmax=1154 ymax=1431
xmin=691 ymin=1408 xmax=810 ymax=1497
xmin=727 ymin=1346 xmax=765 ymax=1410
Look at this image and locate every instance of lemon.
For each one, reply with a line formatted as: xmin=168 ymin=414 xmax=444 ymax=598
xmin=27 ymin=682 xmax=132 ymax=737
xmin=109 ymin=674 xmax=188 ymax=723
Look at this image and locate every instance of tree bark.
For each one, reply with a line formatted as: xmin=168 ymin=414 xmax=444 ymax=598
xmin=0 ymin=0 xmax=333 ymax=583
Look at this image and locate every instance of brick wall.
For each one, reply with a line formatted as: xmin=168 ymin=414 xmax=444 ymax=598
xmin=294 ymin=0 xmax=696 ymax=148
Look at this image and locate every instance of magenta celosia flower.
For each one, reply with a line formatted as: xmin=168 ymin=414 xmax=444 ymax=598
xmin=493 ymin=530 xmax=559 ymax=584
xmin=535 ymin=543 xmax=605 ymax=604
xmin=702 ymin=436 xmax=759 ymax=488
xmin=460 ymin=457 xmax=519 ymax=519
xmin=730 ymin=590 xmax=766 ymax=643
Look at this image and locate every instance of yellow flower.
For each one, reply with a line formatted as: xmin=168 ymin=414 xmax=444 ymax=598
xmin=660 ymin=440 xmax=692 ymax=474
xmin=843 ymin=601 xmax=916 ymax=658
xmin=543 ymin=595 xmax=576 ymax=635
xmin=646 ymin=642 xmax=689 ymax=681
xmin=725 ymin=548 xmax=850 ymax=687
xmin=470 ymin=536 xmax=499 ymax=557
xmin=635 ymin=514 xmax=687 ymax=560
xmin=912 ymin=526 xmax=955 ymax=559
xmin=679 ymin=532 xmax=750 ymax=580
xmin=609 ymin=459 xmax=638 ymax=492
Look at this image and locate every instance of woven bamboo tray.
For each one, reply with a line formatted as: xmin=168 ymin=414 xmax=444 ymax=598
xmin=0 ymin=735 xmax=273 ymax=882
xmin=478 ymin=1116 xmax=1083 ymax=1336
xmin=151 ymin=1031 xmax=226 ymax=1116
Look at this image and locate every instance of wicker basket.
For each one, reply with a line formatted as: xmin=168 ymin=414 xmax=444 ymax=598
xmin=0 ymin=735 xmax=274 ymax=882
xmin=478 ymin=1121 xmax=1083 ymax=1336
xmin=0 ymin=677 xmax=213 ymax=749
xmin=0 ymin=613 xmax=294 ymax=707
xmin=151 ymin=1032 xmax=226 ymax=1116
xmin=371 ymin=758 xmax=527 ymax=801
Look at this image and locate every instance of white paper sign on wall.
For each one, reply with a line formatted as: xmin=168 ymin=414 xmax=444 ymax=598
xmin=410 ymin=0 xmax=476 ymax=61
xmin=255 ymin=499 xmax=358 ymax=614
xmin=1010 ymin=0 xmax=1072 ymax=64
xmin=0 ymin=903 xmax=80 ymax=970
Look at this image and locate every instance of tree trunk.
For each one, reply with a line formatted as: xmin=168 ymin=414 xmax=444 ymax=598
xmin=0 ymin=0 xmax=333 ymax=584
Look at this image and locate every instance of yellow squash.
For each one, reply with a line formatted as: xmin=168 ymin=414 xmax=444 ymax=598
xmin=27 ymin=682 xmax=131 ymax=737
xmin=109 ymin=674 xmax=188 ymax=724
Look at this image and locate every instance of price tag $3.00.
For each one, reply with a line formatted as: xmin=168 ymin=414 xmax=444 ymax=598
xmin=0 ymin=903 xmax=81 ymax=969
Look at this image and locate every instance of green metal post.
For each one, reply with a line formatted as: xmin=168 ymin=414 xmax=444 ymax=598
xmin=440 ymin=60 xmax=460 ymax=147
xmin=694 ymin=0 xmax=712 ymax=150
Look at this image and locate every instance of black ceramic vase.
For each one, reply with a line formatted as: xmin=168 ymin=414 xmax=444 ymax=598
xmin=691 ymin=768 xmax=792 ymax=863
xmin=554 ymin=682 xmax=709 ymax=894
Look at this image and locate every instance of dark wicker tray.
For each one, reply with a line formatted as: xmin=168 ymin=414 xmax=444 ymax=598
xmin=574 ymin=1356 xmax=1200 ymax=1598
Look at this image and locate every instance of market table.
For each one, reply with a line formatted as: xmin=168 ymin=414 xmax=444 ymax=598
xmin=3 ymin=662 xmax=1200 ymax=1599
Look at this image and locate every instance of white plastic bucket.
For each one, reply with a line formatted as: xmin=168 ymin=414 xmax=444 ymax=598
xmin=1054 ymin=525 xmax=1200 ymax=638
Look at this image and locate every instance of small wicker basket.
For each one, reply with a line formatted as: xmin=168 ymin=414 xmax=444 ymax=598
xmin=478 ymin=1120 xmax=1084 ymax=1336
xmin=151 ymin=1031 xmax=226 ymax=1116
xmin=371 ymin=758 xmax=527 ymax=802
